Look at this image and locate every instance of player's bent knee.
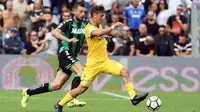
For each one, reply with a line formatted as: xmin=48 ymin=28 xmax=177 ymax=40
xmin=80 ymin=80 xmax=91 ymax=87
xmin=120 ymin=68 xmax=129 ymax=76
xmin=51 ymin=83 xmax=63 ymax=91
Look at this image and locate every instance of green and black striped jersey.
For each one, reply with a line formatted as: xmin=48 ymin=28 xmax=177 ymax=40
xmin=57 ymin=19 xmax=87 ymax=56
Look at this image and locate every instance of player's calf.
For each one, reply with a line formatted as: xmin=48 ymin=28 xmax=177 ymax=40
xmin=120 ymin=68 xmax=131 ymax=84
xmin=119 ymin=67 xmax=149 ymax=106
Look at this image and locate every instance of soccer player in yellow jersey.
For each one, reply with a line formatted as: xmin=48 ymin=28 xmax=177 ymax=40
xmin=54 ymin=5 xmax=148 ymax=112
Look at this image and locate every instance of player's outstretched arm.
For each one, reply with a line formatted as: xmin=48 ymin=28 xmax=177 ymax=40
xmin=52 ymin=29 xmax=78 ymax=43
xmin=91 ymin=22 xmax=123 ymax=37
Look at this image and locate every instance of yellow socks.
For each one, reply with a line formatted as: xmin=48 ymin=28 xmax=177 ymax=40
xmin=58 ymin=93 xmax=74 ymax=106
xmin=125 ymin=82 xmax=136 ymax=99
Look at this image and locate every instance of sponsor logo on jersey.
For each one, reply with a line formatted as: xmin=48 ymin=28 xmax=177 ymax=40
xmin=71 ymin=28 xmax=85 ymax=34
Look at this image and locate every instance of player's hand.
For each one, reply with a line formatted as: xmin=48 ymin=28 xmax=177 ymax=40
xmin=113 ymin=22 xmax=124 ymax=28
xmin=108 ymin=52 xmax=114 ymax=56
xmin=68 ymin=38 xmax=79 ymax=43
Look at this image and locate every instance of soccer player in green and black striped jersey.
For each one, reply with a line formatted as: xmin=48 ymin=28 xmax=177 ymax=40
xmin=21 ymin=2 xmax=87 ymax=108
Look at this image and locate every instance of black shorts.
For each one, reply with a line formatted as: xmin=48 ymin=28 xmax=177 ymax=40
xmin=57 ymin=50 xmax=79 ymax=77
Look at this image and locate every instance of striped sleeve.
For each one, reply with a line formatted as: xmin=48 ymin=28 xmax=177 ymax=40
xmin=174 ymin=43 xmax=179 ymax=51
xmin=186 ymin=42 xmax=192 ymax=51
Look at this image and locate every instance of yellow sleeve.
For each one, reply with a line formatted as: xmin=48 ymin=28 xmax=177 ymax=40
xmin=85 ymin=25 xmax=96 ymax=38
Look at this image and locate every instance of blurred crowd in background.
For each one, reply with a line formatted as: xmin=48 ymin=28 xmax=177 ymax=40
xmin=0 ymin=0 xmax=193 ymax=57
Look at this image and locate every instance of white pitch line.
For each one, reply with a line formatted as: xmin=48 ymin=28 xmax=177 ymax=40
xmin=101 ymin=91 xmax=130 ymax=100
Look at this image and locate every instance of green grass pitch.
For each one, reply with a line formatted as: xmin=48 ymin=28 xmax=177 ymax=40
xmin=0 ymin=89 xmax=199 ymax=112
xmin=0 ymin=57 xmax=199 ymax=112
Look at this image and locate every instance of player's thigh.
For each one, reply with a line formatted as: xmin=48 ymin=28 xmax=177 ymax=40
xmin=102 ymin=59 xmax=124 ymax=76
xmin=70 ymin=61 xmax=82 ymax=75
xmin=80 ymin=64 xmax=101 ymax=87
xmin=52 ymin=69 xmax=70 ymax=87
xmin=53 ymin=50 xmax=75 ymax=86
xmin=58 ymin=50 xmax=79 ymax=74
xmin=59 ymin=50 xmax=81 ymax=74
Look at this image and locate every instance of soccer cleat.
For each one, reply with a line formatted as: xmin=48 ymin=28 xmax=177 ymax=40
xmin=54 ymin=103 xmax=63 ymax=112
xmin=131 ymin=93 xmax=149 ymax=106
xmin=67 ymin=98 xmax=86 ymax=108
xmin=21 ymin=88 xmax=30 ymax=108
xmin=74 ymin=98 xmax=86 ymax=107
xmin=67 ymin=100 xmax=76 ymax=108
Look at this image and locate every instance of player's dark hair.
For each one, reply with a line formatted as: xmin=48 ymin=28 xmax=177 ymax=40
xmin=45 ymin=11 xmax=53 ymax=15
xmin=90 ymin=5 xmax=105 ymax=17
xmin=178 ymin=5 xmax=183 ymax=8
xmin=159 ymin=25 xmax=166 ymax=29
xmin=179 ymin=33 xmax=188 ymax=38
xmin=62 ymin=4 xmax=69 ymax=9
xmin=74 ymin=2 xmax=85 ymax=10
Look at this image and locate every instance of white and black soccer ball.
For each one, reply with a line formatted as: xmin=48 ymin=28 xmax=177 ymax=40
xmin=146 ymin=96 xmax=162 ymax=111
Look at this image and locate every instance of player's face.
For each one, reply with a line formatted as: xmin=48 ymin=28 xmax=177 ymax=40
xmin=74 ymin=6 xmax=86 ymax=21
xmin=95 ymin=13 xmax=104 ymax=24
xmin=123 ymin=27 xmax=130 ymax=36
xmin=62 ymin=12 xmax=71 ymax=21
xmin=11 ymin=31 xmax=17 ymax=37
xmin=30 ymin=31 xmax=38 ymax=40
xmin=139 ymin=24 xmax=147 ymax=34
xmin=46 ymin=14 xmax=52 ymax=21
xmin=132 ymin=0 xmax=139 ymax=8
xmin=159 ymin=0 xmax=165 ymax=9
xmin=34 ymin=1 xmax=42 ymax=10
xmin=151 ymin=3 xmax=157 ymax=12
xmin=6 ymin=1 xmax=13 ymax=11
xmin=145 ymin=36 xmax=154 ymax=45
xmin=112 ymin=14 xmax=119 ymax=23
xmin=159 ymin=27 xmax=166 ymax=35
xmin=179 ymin=36 xmax=186 ymax=44
xmin=176 ymin=6 xmax=183 ymax=15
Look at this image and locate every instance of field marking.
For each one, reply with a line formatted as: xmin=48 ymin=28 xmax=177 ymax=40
xmin=100 ymin=91 xmax=130 ymax=100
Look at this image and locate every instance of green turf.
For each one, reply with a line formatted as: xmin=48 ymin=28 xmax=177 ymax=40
xmin=1 ymin=56 xmax=199 ymax=112
xmin=0 ymin=90 xmax=199 ymax=112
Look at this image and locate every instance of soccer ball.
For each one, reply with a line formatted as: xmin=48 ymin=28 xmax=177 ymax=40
xmin=146 ymin=96 xmax=162 ymax=111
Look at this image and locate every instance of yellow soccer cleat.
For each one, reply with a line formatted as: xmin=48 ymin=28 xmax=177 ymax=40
xmin=21 ymin=88 xmax=30 ymax=108
xmin=67 ymin=99 xmax=86 ymax=108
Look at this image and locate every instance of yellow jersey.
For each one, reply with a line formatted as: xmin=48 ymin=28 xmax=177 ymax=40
xmin=84 ymin=23 xmax=108 ymax=63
